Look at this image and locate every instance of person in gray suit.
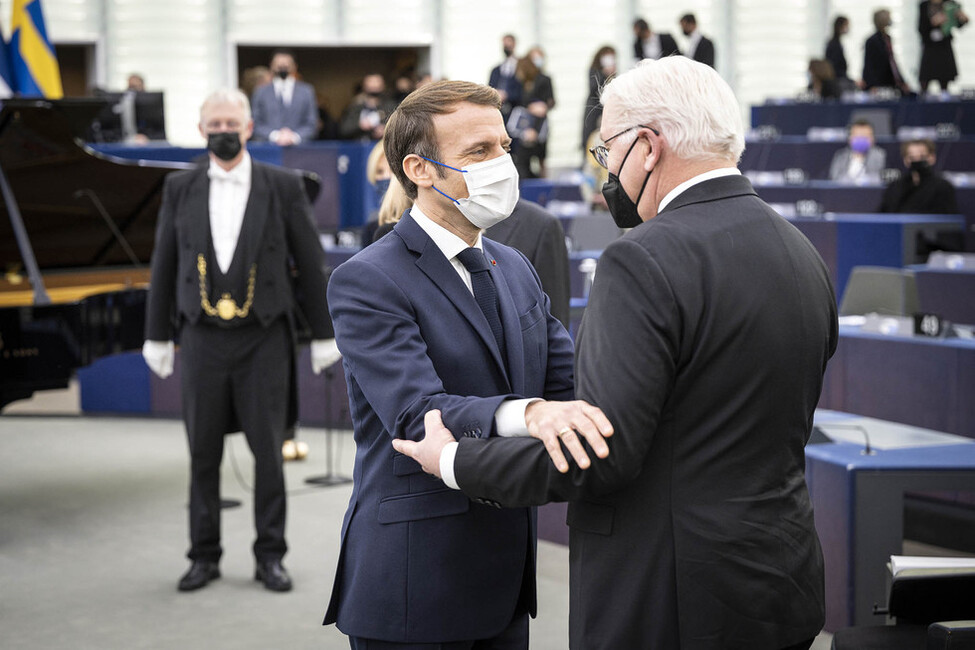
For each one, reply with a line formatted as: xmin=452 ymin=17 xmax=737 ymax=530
xmin=829 ymin=119 xmax=887 ymax=183
xmin=395 ymin=57 xmax=837 ymax=650
xmin=251 ymin=51 xmax=319 ymax=145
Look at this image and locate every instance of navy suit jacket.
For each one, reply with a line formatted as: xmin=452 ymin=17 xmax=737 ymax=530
xmin=324 ymin=212 xmax=574 ymax=642
xmin=251 ymin=80 xmax=319 ymax=142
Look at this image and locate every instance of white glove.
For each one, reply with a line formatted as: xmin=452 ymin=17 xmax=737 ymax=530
xmin=142 ymin=340 xmax=175 ymax=379
xmin=311 ymin=339 xmax=342 ymax=375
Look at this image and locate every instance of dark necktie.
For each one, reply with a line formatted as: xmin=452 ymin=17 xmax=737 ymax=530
xmin=456 ymin=247 xmax=506 ymax=358
xmin=884 ymin=35 xmax=904 ymax=87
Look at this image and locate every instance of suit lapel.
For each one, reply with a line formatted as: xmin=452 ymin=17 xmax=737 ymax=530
xmin=235 ymin=161 xmax=270 ymax=267
xmin=484 ymin=241 xmax=524 ymax=394
xmin=186 ymin=166 xmax=211 ymax=254
xmin=396 ymin=216 xmax=510 ymax=381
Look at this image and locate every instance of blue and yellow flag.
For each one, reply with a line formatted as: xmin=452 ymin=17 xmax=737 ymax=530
xmin=9 ymin=0 xmax=63 ymax=98
xmin=0 ymin=19 xmax=15 ymax=98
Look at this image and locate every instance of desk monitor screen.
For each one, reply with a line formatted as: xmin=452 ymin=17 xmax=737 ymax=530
xmin=89 ymin=91 xmax=166 ymax=142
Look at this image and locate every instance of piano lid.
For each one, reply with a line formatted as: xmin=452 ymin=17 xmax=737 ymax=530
xmin=0 ymin=99 xmax=191 ymax=275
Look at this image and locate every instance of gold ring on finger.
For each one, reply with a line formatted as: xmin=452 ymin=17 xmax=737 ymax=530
xmin=558 ymin=427 xmax=574 ymax=439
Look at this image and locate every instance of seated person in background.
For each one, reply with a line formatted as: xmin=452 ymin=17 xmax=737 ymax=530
xmin=879 ymin=139 xmax=959 ymax=214
xmin=807 ymin=59 xmax=841 ymax=100
xmin=339 ymin=74 xmax=398 ymax=141
xmin=251 ymin=50 xmax=319 ymax=145
xmin=829 ymin=120 xmax=887 ymax=183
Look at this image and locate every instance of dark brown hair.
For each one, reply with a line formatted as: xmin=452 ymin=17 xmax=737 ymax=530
xmin=383 ymin=80 xmax=501 ymax=200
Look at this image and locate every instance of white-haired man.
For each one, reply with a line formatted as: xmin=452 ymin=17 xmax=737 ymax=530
xmin=395 ymin=57 xmax=838 ymax=649
xmin=143 ymin=88 xmax=337 ymax=593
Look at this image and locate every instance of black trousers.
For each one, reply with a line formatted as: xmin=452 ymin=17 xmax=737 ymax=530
xmin=348 ymin=613 xmax=528 ymax=650
xmin=179 ymin=318 xmax=290 ymax=563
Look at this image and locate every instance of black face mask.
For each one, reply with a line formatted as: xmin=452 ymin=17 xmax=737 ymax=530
xmin=503 ymin=47 xmax=514 ymax=57
xmin=909 ymin=159 xmax=931 ymax=176
xmin=207 ymin=132 xmax=242 ymax=162
xmin=275 ymin=68 xmax=290 ymax=80
xmin=601 ymin=137 xmax=650 ymax=228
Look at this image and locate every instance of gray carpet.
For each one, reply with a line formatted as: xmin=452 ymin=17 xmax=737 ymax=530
xmin=0 ymin=389 xmax=832 ymax=649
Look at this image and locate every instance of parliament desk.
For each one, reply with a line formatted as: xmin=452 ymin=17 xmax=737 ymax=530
xmin=819 ymin=325 xmax=975 ymax=440
xmin=739 ymin=136 xmax=975 ymax=179
xmin=781 ymin=213 xmax=966 ymax=302
xmin=914 ymin=266 xmax=975 ymax=326
xmin=750 ymin=98 xmax=975 ymax=135
xmin=806 ymin=410 xmax=975 ymax=631
xmin=753 ymin=181 xmax=975 ymax=253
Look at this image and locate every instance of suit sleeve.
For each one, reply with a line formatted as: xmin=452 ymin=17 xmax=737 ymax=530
xmin=699 ymin=39 xmax=715 ymax=67
xmin=281 ymin=172 xmax=332 ymax=339
xmin=454 ymin=238 xmax=679 ymax=505
xmin=328 ymin=257 xmax=518 ymax=443
xmin=295 ymin=84 xmax=319 ymax=142
xmin=145 ymin=176 xmax=179 ymax=341
xmin=828 ymin=150 xmax=846 ymax=181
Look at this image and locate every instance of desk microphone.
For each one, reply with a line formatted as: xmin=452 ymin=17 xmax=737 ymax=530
xmin=814 ymin=423 xmax=876 ymax=456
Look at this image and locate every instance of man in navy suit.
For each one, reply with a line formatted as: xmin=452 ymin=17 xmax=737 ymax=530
xmin=324 ymin=80 xmax=612 ymax=649
xmin=251 ymin=50 xmax=319 ymax=145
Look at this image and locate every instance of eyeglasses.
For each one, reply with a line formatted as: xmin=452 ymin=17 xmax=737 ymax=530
xmin=589 ymin=124 xmax=659 ymax=169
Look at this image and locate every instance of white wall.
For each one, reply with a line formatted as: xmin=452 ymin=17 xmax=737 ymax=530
xmin=7 ymin=0 xmax=975 ymax=167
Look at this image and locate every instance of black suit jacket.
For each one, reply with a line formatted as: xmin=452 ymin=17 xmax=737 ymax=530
xmin=454 ymin=175 xmax=837 ymax=649
xmin=691 ymin=35 xmax=715 ymax=67
xmin=487 ymin=199 xmax=571 ymax=329
xmin=145 ymin=159 xmax=332 ymax=342
xmin=879 ymin=171 xmax=960 ymax=214
xmin=634 ymin=33 xmax=681 ymax=60
xmin=863 ymin=31 xmax=899 ymax=89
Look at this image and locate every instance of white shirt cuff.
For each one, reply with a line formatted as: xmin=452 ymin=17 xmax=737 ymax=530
xmin=269 ymin=129 xmax=281 ymax=143
xmin=440 ymin=441 xmax=460 ymax=489
xmin=494 ymin=398 xmax=542 ymax=437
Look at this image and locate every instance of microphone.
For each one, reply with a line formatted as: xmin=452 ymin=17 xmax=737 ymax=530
xmin=815 ymin=423 xmax=876 ymax=455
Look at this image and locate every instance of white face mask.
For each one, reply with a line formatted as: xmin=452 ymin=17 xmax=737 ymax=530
xmin=427 ymin=153 xmax=520 ymax=229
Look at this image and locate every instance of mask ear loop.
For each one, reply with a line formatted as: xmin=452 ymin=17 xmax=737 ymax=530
xmin=417 ymin=155 xmax=467 ymax=202
xmin=620 ymin=135 xmax=652 ymax=208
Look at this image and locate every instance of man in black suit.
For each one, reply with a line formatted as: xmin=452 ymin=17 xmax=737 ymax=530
xmin=488 ymin=33 xmax=523 ymax=120
xmin=879 ymin=138 xmax=959 ymax=214
xmin=486 ymin=199 xmax=571 ymax=329
xmin=396 ymin=56 xmax=837 ymax=649
xmin=633 ymin=18 xmax=681 ymax=61
xmin=863 ymin=9 xmax=912 ymax=93
xmin=680 ymin=13 xmax=715 ymax=68
xmin=143 ymin=88 xmax=336 ymax=593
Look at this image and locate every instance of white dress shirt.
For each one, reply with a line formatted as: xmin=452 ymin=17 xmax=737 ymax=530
xmin=657 ymin=167 xmax=741 ymax=214
xmin=642 ymin=35 xmax=663 ymax=60
xmin=272 ymin=76 xmax=295 ymax=106
xmin=686 ymin=30 xmax=703 ymax=60
xmin=207 ymin=152 xmax=252 ymax=273
xmin=408 ymin=205 xmax=538 ymax=487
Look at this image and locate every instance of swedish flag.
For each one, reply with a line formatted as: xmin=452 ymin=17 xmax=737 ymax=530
xmin=10 ymin=0 xmax=63 ymax=98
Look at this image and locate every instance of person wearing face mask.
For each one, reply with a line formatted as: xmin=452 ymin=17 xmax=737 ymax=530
xmin=679 ymin=13 xmax=715 ymax=68
xmin=394 ymin=57 xmax=837 ymax=650
xmin=142 ymin=88 xmax=338 ymax=594
xmin=582 ymin=45 xmax=616 ymax=159
xmin=879 ymin=138 xmax=959 ymax=213
xmin=324 ymin=80 xmax=612 ymax=649
xmin=251 ymin=50 xmax=319 ymax=145
xmin=488 ymin=33 xmax=524 ymax=121
xmin=339 ymin=73 xmax=399 ymax=141
xmin=829 ymin=120 xmax=887 ymax=183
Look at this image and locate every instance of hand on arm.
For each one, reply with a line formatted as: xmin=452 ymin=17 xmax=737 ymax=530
xmin=391 ymin=410 xmax=454 ymax=478
xmin=310 ymin=339 xmax=341 ymax=374
xmin=524 ymin=399 xmax=613 ymax=472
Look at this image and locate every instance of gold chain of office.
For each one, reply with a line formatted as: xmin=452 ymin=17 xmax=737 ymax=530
xmin=197 ymin=254 xmax=256 ymax=321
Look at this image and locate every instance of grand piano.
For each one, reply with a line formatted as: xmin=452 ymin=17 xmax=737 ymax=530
xmin=0 ymin=99 xmax=191 ymax=410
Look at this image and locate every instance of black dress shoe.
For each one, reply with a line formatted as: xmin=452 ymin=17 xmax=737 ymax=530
xmin=254 ymin=559 xmax=292 ymax=592
xmin=177 ymin=561 xmax=220 ymax=592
